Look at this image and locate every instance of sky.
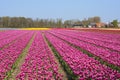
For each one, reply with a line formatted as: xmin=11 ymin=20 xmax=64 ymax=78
xmin=0 ymin=0 xmax=120 ymax=22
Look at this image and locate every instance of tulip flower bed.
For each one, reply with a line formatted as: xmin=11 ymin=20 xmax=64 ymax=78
xmin=52 ymin=30 xmax=120 ymax=51
xmin=0 ymin=31 xmax=29 ymax=49
xmin=55 ymin=30 xmax=120 ymax=44
xmin=0 ymin=30 xmax=22 ymax=40
xmin=0 ymin=31 xmax=34 ymax=79
xmin=16 ymin=31 xmax=63 ymax=80
xmin=48 ymin=30 xmax=120 ymax=68
xmin=0 ymin=29 xmax=120 ymax=80
xmin=44 ymin=34 xmax=78 ymax=80
xmin=45 ymin=32 xmax=120 ymax=79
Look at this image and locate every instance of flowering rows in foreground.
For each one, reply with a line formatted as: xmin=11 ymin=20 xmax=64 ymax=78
xmin=16 ymin=32 xmax=63 ymax=80
xmin=0 ymin=31 xmax=34 ymax=79
xmin=45 ymin=32 xmax=120 ymax=80
xmin=49 ymin=30 xmax=120 ymax=67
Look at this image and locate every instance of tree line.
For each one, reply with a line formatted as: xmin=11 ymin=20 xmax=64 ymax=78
xmin=0 ymin=16 xmax=101 ymax=28
xmin=0 ymin=17 xmax=63 ymax=28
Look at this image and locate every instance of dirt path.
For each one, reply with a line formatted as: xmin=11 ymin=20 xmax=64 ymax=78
xmin=42 ymin=32 xmax=68 ymax=80
xmin=8 ymin=32 xmax=36 ymax=80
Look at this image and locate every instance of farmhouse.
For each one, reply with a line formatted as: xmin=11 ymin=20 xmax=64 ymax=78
xmin=88 ymin=23 xmax=96 ymax=28
xmin=96 ymin=23 xmax=105 ymax=28
xmin=72 ymin=24 xmax=84 ymax=28
xmin=87 ymin=23 xmax=105 ymax=28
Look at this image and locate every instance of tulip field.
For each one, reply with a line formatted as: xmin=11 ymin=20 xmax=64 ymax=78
xmin=0 ymin=29 xmax=120 ymax=80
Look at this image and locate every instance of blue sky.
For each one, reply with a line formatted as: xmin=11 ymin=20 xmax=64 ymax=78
xmin=0 ymin=0 xmax=120 ymax=22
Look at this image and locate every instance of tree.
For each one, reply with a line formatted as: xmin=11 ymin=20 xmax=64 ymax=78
xmin=82 ymin=18 xmax=89 ymax=26
xmin=93 ymin=16 xmax=101 ymax=23
xmin=2 ymin=16 xmax=10 ymax=27
xmin=0 ymin=17 xmax=3 ymax=27
xmin=56 ymin=18 xmax=62 ymax=28
xmin=111 ymin=20 xmax=118 ymax=28
xmin=26 ymin=18 xmax=34 ymax=28
xmin=88 ymin=16 xmax=101 ymax=23
xmin=64 ymin=20 xmax=74 ymax=28
xmin=88 ymin=17 xmax=94 ymax=23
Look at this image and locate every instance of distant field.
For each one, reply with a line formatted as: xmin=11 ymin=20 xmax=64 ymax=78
xmin=72 ymin=28 xmax=120 ymax=34
xmin=21 ymin=28 xmax=51 ymax=30
xmin=0 ymin=28 xmax=51 ymax=30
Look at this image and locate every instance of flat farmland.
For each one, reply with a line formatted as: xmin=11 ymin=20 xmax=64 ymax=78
xmin=0 ymin=29 xmax=120 ymax=80
xmin=73 ymin=28 xmax=120 ymax=34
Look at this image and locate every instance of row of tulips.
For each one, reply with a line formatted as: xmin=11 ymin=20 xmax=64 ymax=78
xmin=48 ymin=30 xmax=120 ymax=67
xmin=16 ymin=31 xmax=63 ymax=80
xmin=0 ymin=31 xmax=29 ymax=48
xmin=0 ymin=30 xmax=22 ymax=40
xmin=71 ymin=30 xmax=120 ymax=44
xmin=45 ymin=32 xmax=120 ymax=80
xmin=0 ymin=31 xmax=34 ymax=79
xmin=54 ymin=30 xmax=120 ymax=52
